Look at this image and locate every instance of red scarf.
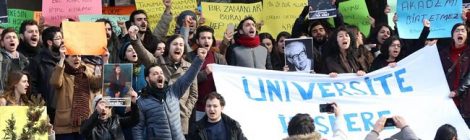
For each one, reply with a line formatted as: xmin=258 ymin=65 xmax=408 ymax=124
xmin=450 ymin=44 xmax=467 ymax=106
xmin=236 ymin=35 xmax=260 ymax=48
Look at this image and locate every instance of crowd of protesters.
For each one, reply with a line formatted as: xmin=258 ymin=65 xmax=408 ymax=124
xmin=0 ymin=0 xmax=469 ymax=139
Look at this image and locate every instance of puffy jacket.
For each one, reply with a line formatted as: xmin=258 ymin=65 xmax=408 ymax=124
xmin=132 ymin=57 xmax=203 ymax=140
xmin=189 ymin=113 xmax=247 ymax=140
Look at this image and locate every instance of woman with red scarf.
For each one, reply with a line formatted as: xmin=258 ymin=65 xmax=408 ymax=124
xmin=442 ymin=23 xmax=470 ymax=128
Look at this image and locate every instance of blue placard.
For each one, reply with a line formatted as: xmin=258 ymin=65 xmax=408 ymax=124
xmin=397 ymin=0 xmax=462 ymax=39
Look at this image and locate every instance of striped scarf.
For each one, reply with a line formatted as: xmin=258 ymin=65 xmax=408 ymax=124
xmin=64 ymin=64 xmax=91 ymax=127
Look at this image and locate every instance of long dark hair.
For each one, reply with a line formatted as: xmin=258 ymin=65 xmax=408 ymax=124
xmin=325 ymin=26 xmax=356 ymax=58
xmin=163 ymin=34 xmax=185 ymax=58
xmin=378 ymin=36 xmax=404 ymax=61
xmin=434 ymin=124 xmax=457 ymax=140
xmin=367 ymin=23 xmax=393 ymax=45
xmin=3 ymin=71 xmax=29 ymax=105
xmin=450 ymin=23 xmax=469 ymax=47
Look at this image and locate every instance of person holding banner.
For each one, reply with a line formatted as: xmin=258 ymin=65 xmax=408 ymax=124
xmin=189 ymin=92 xmax=247 ymax=140
xmin=132 ymin=44 xmax=207 ymax=140
xmin=225 ymin=16 xmax=272 ymax=69
xmin=321 ymin=26 xmax=365 ymax=76
xmin=370 ymin=19 xmax=431 ymax=71
xmin=346 ymin=25 xmax=374 ymax=72
xmin=50 ymin=45 xmax=102 ymax=139
xmin=441 ymin=23 xmax=470 ymax=128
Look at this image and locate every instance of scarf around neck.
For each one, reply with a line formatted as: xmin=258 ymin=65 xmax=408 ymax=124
xmin=236 ymin=35 xmax=260 ymax=48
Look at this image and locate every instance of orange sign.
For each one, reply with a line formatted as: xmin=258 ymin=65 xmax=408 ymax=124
xmin=62 ymin=21 xmax=107 ymax=55
xmin=33 ymin=11 xmax=42 ymax=23
xmin=102 ymin=6 xmax=136 ymax=15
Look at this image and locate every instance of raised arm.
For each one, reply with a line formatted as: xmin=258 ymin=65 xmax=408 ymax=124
xmin=129 ymin=25 xmax=159 ymax=67
xmin=50 ymin=45 xmax=66 ymax=88
xmin=119 ymin=102 xmax=140 ymax=128
xmin=173 ymin=48 xmax=206 ymax=98
xmin=152 ymin=0 xmax=172 ymax=40
xmin=79 ymin=111 xmax=100 ymax=137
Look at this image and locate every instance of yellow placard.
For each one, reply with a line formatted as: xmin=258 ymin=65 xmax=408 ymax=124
xmin=261 ymin=0 xmax=307 ymax=37
xmin=63 ymin=21 xmax=107 ymax=55
xmin=0 ymin=106 xmax=48 ymax=140
xmin=202 ymin=2 xmax=263 ymax=40
xmin=135 ymin=0 xmax=197 ymax=35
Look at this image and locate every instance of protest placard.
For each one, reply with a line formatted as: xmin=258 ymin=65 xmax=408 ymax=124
xmin=308 ymin=0 xmax=337 ymax=19
xmin=62 ymin=21 xmax=107 ymax=55
xmin=102 ymin=5 xmax=136 ymax=15
xmin=42 ymin=0 xmax=102 ymax=26
xmin=284 ymin=38 xmax=314 ymax=73
xmin=387 ymin=0 xmax=397 ymax=27
xmin=202 ymin=2 xmax=262 ymax=40
xmin=0 ymin=9 xmax=34 ymax=31
xmin=34 ymin=11 xmax=42 ymax=23
xmin=0 ymin=0 xmax=7 ymax=24
xmin=7 ymin=0 xmax=42 ymax=11
xmin=261 ymin=0 xmax=306 ymax=39
xmin=135 ymin=0 xmax=196 ymax=35
xmin=0 ymin=106 xmax=49 ymax=139
xmin=397 ymin=0 xmax=462 ymax=39
xmin=102 ymin=63 xmax=133 ymax=107
xmin=79 ymin=14 xmax=129 ymax=35
xmin=212 ymin=46 xmax=470 ymax=139
xmin=338 ymin=0 xmax=371 ymax=37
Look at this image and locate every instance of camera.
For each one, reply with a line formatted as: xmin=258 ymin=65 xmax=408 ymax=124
xmin=384 ymin=118 xmax=396 ymax=127
xmin=319 ymin=103 xmax=334 ymax=113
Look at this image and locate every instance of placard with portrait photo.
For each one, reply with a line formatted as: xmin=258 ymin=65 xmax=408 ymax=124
xmin=284 ymin=38 xmax=315 ymax=73
xmin=103 ymin=63 xmax=133 ymax=107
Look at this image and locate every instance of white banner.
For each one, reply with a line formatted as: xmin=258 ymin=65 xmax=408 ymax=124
xmin=212 ymin=46 xmax=470 ymax=140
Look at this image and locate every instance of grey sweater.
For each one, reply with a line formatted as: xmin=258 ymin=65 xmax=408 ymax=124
xmin=227 ymin=45 xmax=272 ymax=69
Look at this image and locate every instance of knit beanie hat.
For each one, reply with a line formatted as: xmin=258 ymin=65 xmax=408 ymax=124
xmin=119 ymin=41 xmax=132 ymax=62
xmin=176 ymin=10 xmax=197 ymax=29
xmin=92 ymin=94 xmax=103 ymax=110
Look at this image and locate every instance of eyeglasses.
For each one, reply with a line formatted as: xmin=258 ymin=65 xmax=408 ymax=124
xmin=287 ymin=50 xmax=306 ymax=62
xmin=53 ymin=37 xmax=63 ymax=41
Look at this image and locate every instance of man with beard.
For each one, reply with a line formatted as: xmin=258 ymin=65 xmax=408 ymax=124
xmin=96 ymin=18 xmax=121 ymax=63
xmin=18 ymin=20 xmax=41 ymax=60
xmin=132 ymin=42 xmax=207 ymax=140
xmin=124 ymin=0 xmax=172 ymax=53
xmin=187 ymin=26 xmax=227 ymax=122
xmin=130 ymin=25 xmax=199 ymax=138
xmin=51 ymin=45 xmax=102 ymax=139
xmin=226 ymin=16 xmax=272 ymax=69
xmin=28 ymin=26 xmax=63 ymax=124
